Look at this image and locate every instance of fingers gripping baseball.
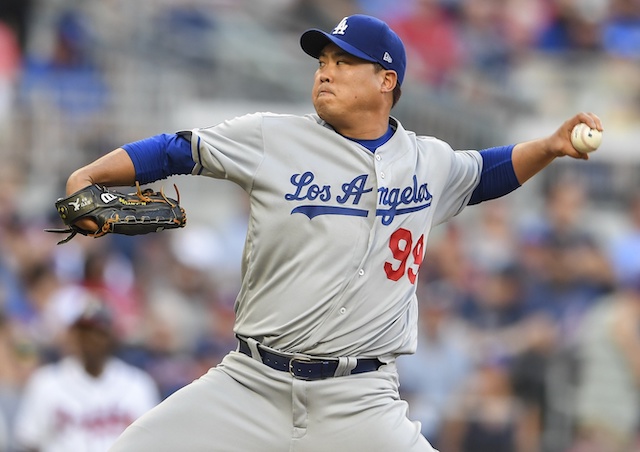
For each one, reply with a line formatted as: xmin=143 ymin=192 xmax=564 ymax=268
xmin=554 ymin=112 xmax=604 ymax=160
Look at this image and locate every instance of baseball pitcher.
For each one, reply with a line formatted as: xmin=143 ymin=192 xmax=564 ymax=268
xmin=51 ymin=14 xmax=602 ymax=452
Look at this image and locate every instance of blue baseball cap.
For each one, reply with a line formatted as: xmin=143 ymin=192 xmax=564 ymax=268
xmin=300 ymin=15 xmax=407 ymax=86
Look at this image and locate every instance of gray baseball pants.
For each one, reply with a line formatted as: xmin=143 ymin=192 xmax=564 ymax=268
xmin=109 ymin=351 xmax=438 ymax=451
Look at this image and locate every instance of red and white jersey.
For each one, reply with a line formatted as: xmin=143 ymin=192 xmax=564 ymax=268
xmin=14 ymin=357 xmax=159 ymax=452
xmin=191 ymin=113 xmax=482 ymax=359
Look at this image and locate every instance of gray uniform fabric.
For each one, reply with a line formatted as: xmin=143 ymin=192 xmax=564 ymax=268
xmin=110 ymin=112 xmax=482 ymax=451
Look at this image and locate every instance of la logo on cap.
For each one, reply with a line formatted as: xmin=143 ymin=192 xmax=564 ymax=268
xmin=332 ymin=17 xmax=348 ymax=35
xmin=299 ymin=14 xmax=407 ymax=85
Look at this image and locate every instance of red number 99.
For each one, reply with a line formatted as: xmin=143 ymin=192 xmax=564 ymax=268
xmin=384 ymin=228 xmax=424 ymax=284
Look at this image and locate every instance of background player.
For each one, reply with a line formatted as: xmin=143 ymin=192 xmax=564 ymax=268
xmin=56 ymin=14 xmax=602 ymax=452
xmin=13 ymin=292 xmax=159 ymax=452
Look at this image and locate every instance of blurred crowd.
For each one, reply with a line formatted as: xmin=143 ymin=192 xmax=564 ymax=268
xmin=0 ymin=0 xmax=640 ymax=451
xmin=401 ymin=182 xmax=640 ymax=452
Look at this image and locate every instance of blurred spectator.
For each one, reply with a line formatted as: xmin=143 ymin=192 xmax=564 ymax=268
xmin=0 ymin=250 xmax=30 ymax=334
xmin=18 ymin=260 xmax=68 ymax=356
xmin=18 ymin=9 xmax=109 ymax=119
xmin=147 ymin=229 xmax=226 ymax=356
xmin=460 ymin=260 xmax=559 ymax=450
xmin=0 ymin=0 xmax=32 ymax=52
xmin=609 ymin=193 xmax=640 ymax=286
xmin=535 ymin=0 xmax=607 ymax=53
xmin=456 ymin=0 xmax=512 ymax=85
xmin=421 ymin=221 xmax=474 ymax=293
xmin=126 ymin=229 xmax=234 ymax=398
xmin=509 ymin=314 xmax=559 ymax=452
xmin=356 ymin=0 xmax=417 ymax=22
xmin=388 ymin=0 xmax=464 ymax=87
xmin=520 ymin=178 xmax=614 ymax=344
xmin=502 ymin=0 xmax=551 ymax=55
xmin=439 ymin=361 xmax=531 ymax=452
xmin=0 ymin=20 xmax=20 ymax=124
xmin=79 ymin=245 xmax=143 ymax=344
xmin=0 ymin=311 xmax=39 ymax=452
xmin=572 ymin=280 xmax=640 ymax=452
xmin=459 ymin=264 xmax=531 ymax=360
xmin=149 ymin=3 xmax=218 ymax=70
xmin=464 ymin=199 xmax=518 ymax=273
xmin=13 ymin=294 xmax=159 ymax=452
xmin=0 ymin=408 xmax=7 ymax=452
xmin=602 ymin=0 xmax=640 ymax=59
xmin=397 ymin=281 xmax=472 ymax=447
xmin=287 ymin=0 xmax=359 ymax=31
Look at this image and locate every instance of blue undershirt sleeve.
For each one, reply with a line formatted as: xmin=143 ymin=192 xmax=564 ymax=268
xmin=121 ymin=133 xmax=195 ymax=185
xmin=468 ymin=144 xmax=521 ymax=205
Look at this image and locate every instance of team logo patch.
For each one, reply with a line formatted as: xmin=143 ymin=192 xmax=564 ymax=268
xmin=332 ymin=17 xmax=348 ymax=35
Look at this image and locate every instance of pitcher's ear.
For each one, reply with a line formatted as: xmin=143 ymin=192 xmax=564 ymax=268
xmin=381 ymin=70 xmax=398 ymax=93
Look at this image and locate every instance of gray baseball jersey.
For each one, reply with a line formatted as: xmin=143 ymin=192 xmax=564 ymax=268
xmin=191 ymin=112 xmax=481 ymax=359
xmin=110 ymin=112 xmax=481 ymax=452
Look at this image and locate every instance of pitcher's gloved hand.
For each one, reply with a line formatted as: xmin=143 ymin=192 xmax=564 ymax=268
xmin=46 ymin=183 xmax=187 ymax=244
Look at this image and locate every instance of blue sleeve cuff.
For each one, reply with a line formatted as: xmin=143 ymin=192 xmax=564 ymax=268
xmin=122 ymin=133 xmax=195 ymax=185
xmin=469 ymin=144 xmax=520 ymax=205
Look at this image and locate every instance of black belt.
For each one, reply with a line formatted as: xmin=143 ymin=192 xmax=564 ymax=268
xmin=237 ymin=337 xmax=382 ymax=380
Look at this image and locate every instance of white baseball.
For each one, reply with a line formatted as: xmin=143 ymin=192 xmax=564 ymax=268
xmin=571 ymin=123 xmax=602 ymax=154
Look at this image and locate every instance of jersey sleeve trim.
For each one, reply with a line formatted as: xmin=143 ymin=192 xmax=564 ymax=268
xmin=469 ymin=144 xmax=520 ymax=205
xmin=194 ymin=134 xmax=205 ymax=175
xmin=122 ymin=133 xmax=195 ymax=184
